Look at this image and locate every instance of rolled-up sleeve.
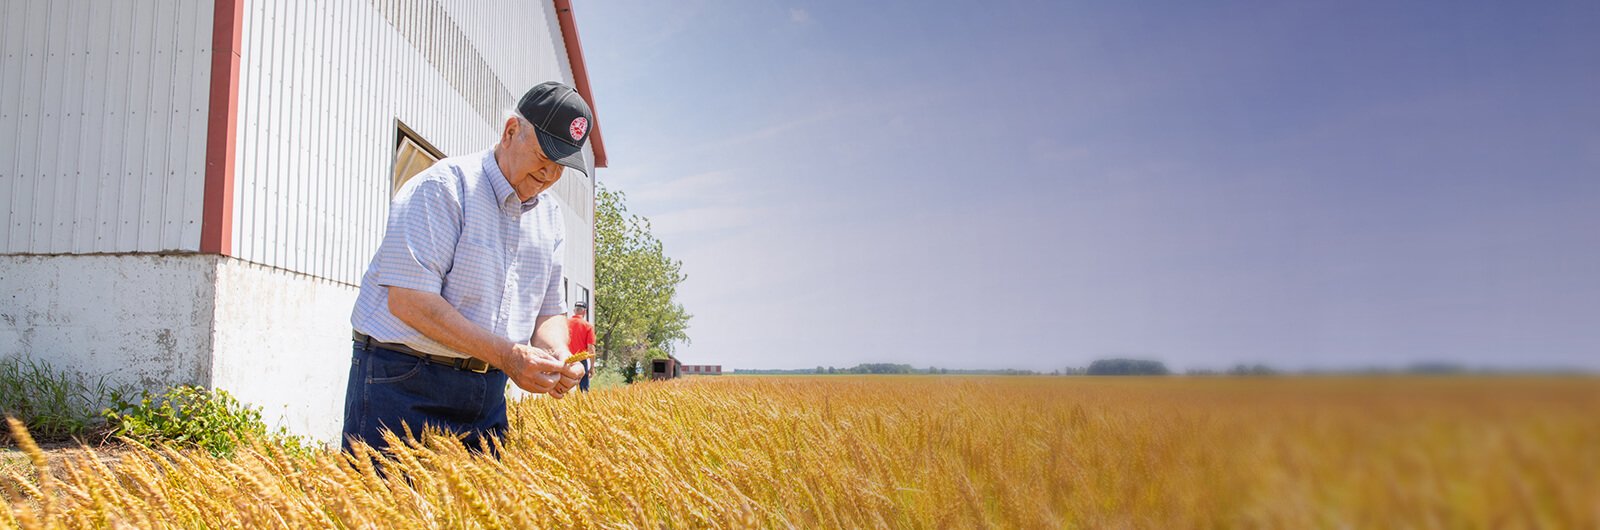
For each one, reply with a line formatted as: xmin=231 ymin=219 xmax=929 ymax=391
xmin=375 ymin=176 xmax=462 ymax=294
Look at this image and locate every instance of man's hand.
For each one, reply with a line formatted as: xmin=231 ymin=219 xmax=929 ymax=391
xmin=550 ymin=354 xmax=586 ymax=399
xmin=502 ymin=345 xmax=586 ymax=399
xmin=529 ymin=313 xmax=579 ymax=398
xmin=501 ymin=345 xmax=567 ymax=395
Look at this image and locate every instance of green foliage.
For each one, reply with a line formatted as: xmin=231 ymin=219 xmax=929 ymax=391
xmin=589 ymin=369 xmax=627 ymax=391
xmin=0 ymin=356 xmax=125 ymax=444
xmin=1228 ymin=363 xmax=1279 ymax=376
xmin=742 ymin=364 xmax=1040 ymax=375
xmin=594 ymin=183 xmax=692 ymax=383
xmin=1086 ymin=358 xmax=1171 ymax=376
xmin=104 ymin=385 xmax=315 ymax=458
xmin=848 ymin=363 xmax=916 ymax=374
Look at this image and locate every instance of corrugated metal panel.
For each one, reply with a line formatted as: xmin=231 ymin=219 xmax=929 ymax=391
xmin=95 ymin=1 xmax=136 ymax=251
xmin=555 ymin=187 xmax=594 ymax=300
xmin=0 ymin=0 xmax=212 ymax=254
xmin=34 ymin=1 xmax=64 ymax=253
xmin=441 ymin=0 xmax=567 ymax=96
xmin=231 ymin=0 xmax=595 ymax=286
xmin=3 ymin=0 xmax=43 ymax=251
xmin=549 ymin=170 xmax=594 ymax=289
xmin=0 ymin=1 xmax=23 ymax=251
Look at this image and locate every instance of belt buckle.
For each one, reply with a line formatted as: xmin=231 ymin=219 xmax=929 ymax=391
xmin=467 ymin=359 xmax=490 ymax=374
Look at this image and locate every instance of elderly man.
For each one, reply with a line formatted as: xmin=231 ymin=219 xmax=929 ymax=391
xmin=344 ymin=81 xmax=593 ymax=452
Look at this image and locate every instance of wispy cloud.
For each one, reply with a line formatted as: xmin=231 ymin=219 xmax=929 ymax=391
xmin=789 ymin=8 xmax=812 ymax=25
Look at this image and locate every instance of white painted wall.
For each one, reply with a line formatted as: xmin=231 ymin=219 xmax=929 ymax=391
xmin=552 ymin=183 xmax=595 ymax=307
xmin=0 ymin=0 xmax=213 ymax=254
xmin=0 ymin=254 xmax=217 ymax=394
xmin=210 ymin=260 xmax=357 ymax=445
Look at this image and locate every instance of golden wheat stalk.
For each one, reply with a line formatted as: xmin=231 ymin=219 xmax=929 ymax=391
xmin=564 ymin=351 xmax=594 ymax=366
xmin=2 ymin=377 xmax=1597 ymax=528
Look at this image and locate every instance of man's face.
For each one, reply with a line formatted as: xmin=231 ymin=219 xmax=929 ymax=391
xmin=499 ymin=118 xmax=565 ymax=200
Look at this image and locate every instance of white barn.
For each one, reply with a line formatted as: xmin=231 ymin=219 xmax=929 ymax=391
xmin=0 ymin=0 xmax=607 ymax=443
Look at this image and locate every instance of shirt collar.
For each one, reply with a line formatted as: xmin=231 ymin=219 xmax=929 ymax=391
xmin=482 ymin=149 xmax=542 ymax=213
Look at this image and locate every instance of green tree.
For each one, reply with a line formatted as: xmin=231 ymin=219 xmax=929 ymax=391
xmin=1086 ymin=358 xmax=1170 ymax=376
xmin=594 ymin=184 xmax=692 ymax=382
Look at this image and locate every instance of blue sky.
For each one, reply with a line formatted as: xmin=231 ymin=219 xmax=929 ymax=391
xmin=578 ymin=0 xmax=1600 ymax=371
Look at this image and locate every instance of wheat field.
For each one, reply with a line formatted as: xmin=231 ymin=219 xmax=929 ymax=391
xmin=3 ymin=376 xmax=1597 ymax=529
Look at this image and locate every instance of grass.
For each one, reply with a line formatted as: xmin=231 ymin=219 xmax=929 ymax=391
xmin=587 ymin=367 xmax=629 ymax=391
xmin=3 ymin=375 xmax=1597 ymax=528
xmin=0 ymin=357 xmax=125 ymax=445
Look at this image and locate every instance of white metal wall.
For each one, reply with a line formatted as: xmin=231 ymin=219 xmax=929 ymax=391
xmin=0 ymin=0 xmax=213 ymax=254
xmin=555 ymin=173 xmax=594 ymax=303
xmin=231 ymin=0 xmax=597 ymax=290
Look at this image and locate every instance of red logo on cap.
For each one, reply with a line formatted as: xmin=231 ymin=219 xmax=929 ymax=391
xmin=569 ymin=117 xmax=588 ymax=141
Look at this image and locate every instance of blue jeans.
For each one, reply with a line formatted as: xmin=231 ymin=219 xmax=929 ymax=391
xmin=341 ymin=342 xmax=509 ymax=454
xmin=579 ymin=359 xmax=591 ymax=392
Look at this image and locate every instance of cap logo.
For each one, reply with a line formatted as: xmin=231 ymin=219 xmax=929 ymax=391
xmin=569 ymin=117 xmax=588 ymax=142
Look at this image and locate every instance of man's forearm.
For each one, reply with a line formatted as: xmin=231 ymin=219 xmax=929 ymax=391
xmin=387 ymin=286 xmax=512 ymax=367
xmin=531 ymin=314 xmax=570 ymax=356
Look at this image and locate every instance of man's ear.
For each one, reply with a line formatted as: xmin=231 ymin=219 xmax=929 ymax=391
xmin=502 ymin=117 xmax=528 ymax=144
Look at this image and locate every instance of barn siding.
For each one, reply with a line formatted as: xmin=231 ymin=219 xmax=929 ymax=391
xmin=0 ymin=0 xmax=213 ymax=254
xmin=229 ymin=0 xmax=594 ymax=291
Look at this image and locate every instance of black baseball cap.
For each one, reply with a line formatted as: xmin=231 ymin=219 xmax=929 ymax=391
xmin=574 ymin=301 xmax=589 ymax=310
xmin=517 ymin=81 xmax=595 ymax=177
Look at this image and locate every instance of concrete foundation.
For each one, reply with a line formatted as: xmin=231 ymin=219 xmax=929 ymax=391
xmin=0 ymin=254 xmax=218 ymax=392
xmin=211 ymin=259 xmax=357 ymax=445
xmin=0 ymin=254 xmax=356 ymax=445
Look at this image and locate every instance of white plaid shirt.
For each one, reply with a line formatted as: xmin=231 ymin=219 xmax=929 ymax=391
xmin=351 ymin=149 xmax=565 ymax=359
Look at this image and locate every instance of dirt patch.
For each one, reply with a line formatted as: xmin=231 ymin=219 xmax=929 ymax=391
xmin=1 ymin=440 xmax=133 ymax=482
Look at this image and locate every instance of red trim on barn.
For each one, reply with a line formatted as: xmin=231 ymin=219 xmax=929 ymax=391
xmin=553 ymin=0 xmax=607 ymax=168
xmin=200 ymin=0 xmax=243 ymax=255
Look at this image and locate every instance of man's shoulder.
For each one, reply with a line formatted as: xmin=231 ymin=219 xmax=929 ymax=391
xmin=400 ymin=151 xmax=497 ymax=198
xmin=437 ymin=150 xmax=491 ymax=171
xmin=402 ymin=156 xmax=473 ymax=189
xmin=421 ymin=152 xmax=490 ymax=183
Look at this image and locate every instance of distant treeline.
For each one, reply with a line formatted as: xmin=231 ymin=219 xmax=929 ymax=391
xmin=734 ymin=359 xmax=1587 ymax=376
xmin=1183 ymin=361 xmax=1591 ymax=376
xmin=737 ymin=364 xmax=1038 ymax=376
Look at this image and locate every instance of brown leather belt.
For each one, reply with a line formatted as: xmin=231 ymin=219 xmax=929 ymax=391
xmin=352 ymin=331 xmax=498 ymax=373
